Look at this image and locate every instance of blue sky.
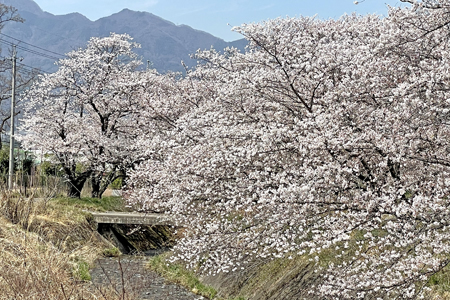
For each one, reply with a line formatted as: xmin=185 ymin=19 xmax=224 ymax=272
xmin=32 ymin=0 xmax=408 ymax=41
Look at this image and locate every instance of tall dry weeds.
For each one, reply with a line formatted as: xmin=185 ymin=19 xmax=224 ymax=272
xmin=0 ymin=192 xmax=143 ymax=299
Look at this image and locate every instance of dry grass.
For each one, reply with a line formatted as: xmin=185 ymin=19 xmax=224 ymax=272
xmin=0 ymin=192 xmax=141 ymax=300
xmin=0 ymin=218 xmax=89 ymax=299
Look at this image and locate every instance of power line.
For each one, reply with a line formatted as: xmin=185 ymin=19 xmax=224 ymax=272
xmin=0 ymin=55 xmax=50 ymax=76
xmin=0 ymin=33 xmax=66 ymax=58
xmin=0 ymin=40 xmax=59 ymax=73
xmin=17 ymin=62 xmax=50 ymax=75
xmin=0 ymin=39 xmax=62 ymax=61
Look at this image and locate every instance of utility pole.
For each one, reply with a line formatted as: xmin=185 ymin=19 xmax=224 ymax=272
xmin=8 ymin=45 xmax=17 ymax=190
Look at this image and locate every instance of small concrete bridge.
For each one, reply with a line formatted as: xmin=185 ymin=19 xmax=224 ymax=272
xmin=88 ymin=211 xmax=177 ymax=226
xmin=87 ymin=211 xmax=178 ymax=254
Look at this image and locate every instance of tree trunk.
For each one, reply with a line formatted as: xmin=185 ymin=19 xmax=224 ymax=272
xmin=68 ymin=182 xmax=83 ymax=198
xmin=67 ymin=179 xmax=85 ymax=198
xmin=91 ymin=175 xmax=101 ymax=198
xmin=97 ymin=182 xmax=109 ymax=199
xmin=66 ymin=171 xmax=91 ymax=198
xmin=91 ymin=169 xmax=123 ymax=198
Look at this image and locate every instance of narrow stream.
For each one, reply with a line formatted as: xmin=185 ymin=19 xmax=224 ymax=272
xmin=90 ymin=254 xmax=206 ymax=300
xmin=91 ymin=223 xmax=205 ymax=299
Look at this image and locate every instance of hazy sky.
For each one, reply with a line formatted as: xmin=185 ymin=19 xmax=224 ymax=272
xmin=32 ymin=0 xmax=408 ymax=41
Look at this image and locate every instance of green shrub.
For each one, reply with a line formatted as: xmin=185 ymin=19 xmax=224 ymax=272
xmin=39 ymin=160 xmax=63 ymax=177
xmin=103 ymin=247 xmax=121 ymax=257
xmin=52 ymin=196 xmax=128 ymax=212
xmin=73 ymin=260 xmax=91 ymax=281
xmin=109 ymin=177 xmax=123 ymax=189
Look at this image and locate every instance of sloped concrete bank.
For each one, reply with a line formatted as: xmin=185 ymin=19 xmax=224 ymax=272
xmin=199 ymin=257 xmax=324 ymax=300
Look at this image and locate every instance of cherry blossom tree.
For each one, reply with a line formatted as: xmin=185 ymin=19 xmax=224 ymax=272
xmin=127 ymin=1 xmax=450 ymax=298
xmin=20 ymin=33 xmax=144 ymax=198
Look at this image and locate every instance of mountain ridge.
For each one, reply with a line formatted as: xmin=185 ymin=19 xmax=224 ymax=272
xmin=0 ymin=0 xmax=247 ymax=73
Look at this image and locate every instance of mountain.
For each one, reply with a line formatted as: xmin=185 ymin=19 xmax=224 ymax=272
xmin=0 ymin=0 xmax=247 ymax=73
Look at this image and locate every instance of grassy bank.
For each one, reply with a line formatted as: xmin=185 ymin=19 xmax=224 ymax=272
xmin=148 ymin=253 xmax=220 ymax=299
xmin=147 ymin=251 xmax=318 ymax=300
xmin=50 ymin=195 xmax=130 ymax=213
xmin=147 ymin=240 xmax=450 ymax=300
xmin=0 ymin=193 xmax=140 ymax=300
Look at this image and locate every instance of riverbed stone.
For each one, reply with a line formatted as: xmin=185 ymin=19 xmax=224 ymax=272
xmin=91 ymin=256 xmax=205 ymax=300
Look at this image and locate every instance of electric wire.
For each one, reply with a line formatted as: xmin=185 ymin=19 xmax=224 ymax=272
xmin=17 ymin=61 xmax=50 ymax=75
xmin=0 ymin=33 xmax=66 ymax=58
xmin=0 ymin=55 xmax=50 ymax=76
xmin=0 ymin=34 xmax=60 ymax=74
xmin=0 ymin=39 xmax=61 ymax=61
